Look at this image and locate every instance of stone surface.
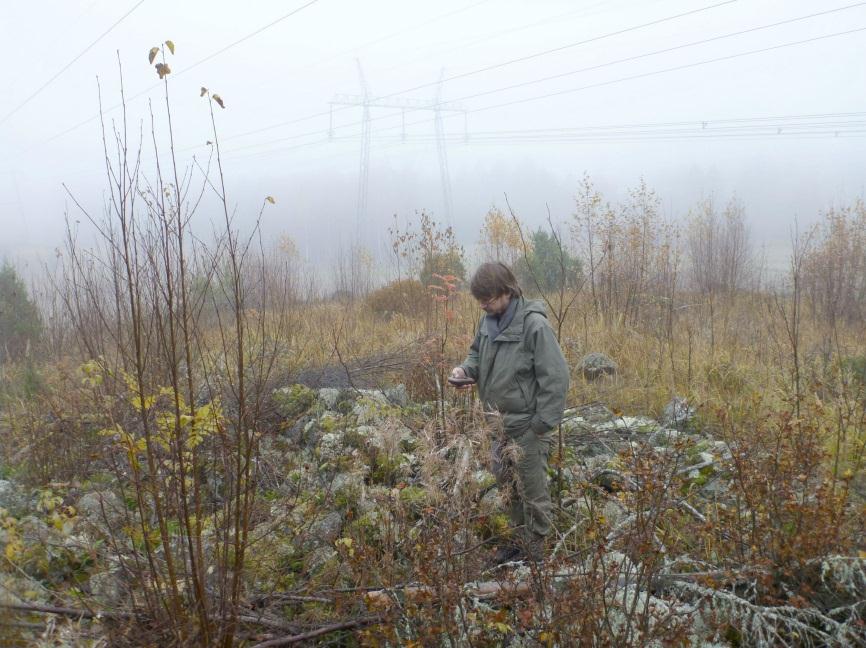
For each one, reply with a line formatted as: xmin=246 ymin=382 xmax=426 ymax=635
xmin=89 ymin=569 xmax=125 ymax=604
xmin=0 ymin=479 xmax=29 ymax=514
xmin=272 ymin=384 xmax=316 ymax=418
xmin=661 ymin=396 xmax=696 ymax=430
xmin=76 ymin=491 xmax=126 ymax=529
xmin=302 ymin=511 xmax=343 ymax=551
xmin=577 ymin=353 xmax=618 ymax=380
xmin=317 ymin=388 xmax=348 ymax=411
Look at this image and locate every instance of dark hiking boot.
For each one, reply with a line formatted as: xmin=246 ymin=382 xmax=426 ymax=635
xmin=490 ymin=543 xmax=521 ymax=566
xmin=516 ymin=534 xmax=546 ymax=563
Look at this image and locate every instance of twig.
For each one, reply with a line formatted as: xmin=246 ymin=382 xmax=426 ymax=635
xmin=250 ymin=615 xmax=384 ymax=647
xmin=674 ymin=458 xmax=717 ymax=476
xmin=249 ymin=593 xmax=334 ymax=606
xmin=0 ymin=602 xmax=135 ymax=620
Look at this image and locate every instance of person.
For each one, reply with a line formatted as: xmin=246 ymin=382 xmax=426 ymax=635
xmin=450 ymin=262 xmax=569 ymax=564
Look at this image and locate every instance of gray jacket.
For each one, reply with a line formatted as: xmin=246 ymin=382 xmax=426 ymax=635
xmin=461 ymin=298 xmax=569 ymax=436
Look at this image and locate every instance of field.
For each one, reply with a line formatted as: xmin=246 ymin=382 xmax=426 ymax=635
xmin=0 ymin=74 xmax=865 ymax=646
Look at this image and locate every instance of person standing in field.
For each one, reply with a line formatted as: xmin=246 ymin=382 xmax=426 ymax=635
xmin=450 ymin=262 xmax=569 ymax=563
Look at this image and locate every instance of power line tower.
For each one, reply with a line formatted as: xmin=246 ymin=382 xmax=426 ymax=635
xmin=330 ymin=63 xmax=467 ymax=232
xmin=433 ymin=69 xmax=454 ymax=224
xmin=354 ymin=59 xmax=371 ymax=235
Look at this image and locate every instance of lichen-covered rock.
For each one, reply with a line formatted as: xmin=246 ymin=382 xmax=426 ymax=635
xmin=650 ymin=427 xmax=681 ymax=446
xmin=575 ymin=402 xmax=615 ymax=424
xmin=19 ymin=515 xmax=57 ymax=546
xmin=331 ymin=472 xmax=365 ymax=509
xmin=305 ymin=545 xmax=339 ymax=575
xmin=272 ymin=384 xmax=317 ymax=418
xmin=302 ymin=511 xmax=343 ymax=551
xmin=661 ymin=396 xmax=696 ymax=430
xmin=282 ymin=415 xmax=312 ymax=444
xmin=577 ymin=353 xmax=618 ymax=380
xmin=317 ymin=388 xmax=343 ymax=411
xmin=89 ymin=569 xmax=125 ymax=605
xmin=76 ymin=491 xmax=126 ymax=530
xmin=0 ymin=479 xmax=29 ymax=515
xmin=596 ymin=416 xmax=660 ymax=435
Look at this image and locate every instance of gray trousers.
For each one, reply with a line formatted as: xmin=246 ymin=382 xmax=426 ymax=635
xmin=491 ymin=428 xmax=553 ymax=538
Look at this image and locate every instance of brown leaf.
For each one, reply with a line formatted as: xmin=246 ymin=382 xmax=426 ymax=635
xmin=155 ymin=63 xmax=171 ymax=79
xmin=200 ymin=87 xmax=207 ymax=97
xmin=212 ymin=94 xmax=225 ymax=109
xmin=165 ymin=40 xmax=175 ymax=55
xmin=148 ymin=47 xmax=159 ymax=64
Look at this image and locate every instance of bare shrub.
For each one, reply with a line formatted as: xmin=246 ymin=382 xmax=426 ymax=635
xmin=685 ymin=195 xmax=754 ymax=297
xmin=7 ymin=46 xmax=295 ymax=645
xmin=573 ymin=176 xmax=680 ymax=329
xmin=365 ymin=279 xmax=427 ymax=319
xmin=802 ymin=200 xmax=866 ymax=325
xmin=479 ymin=205 xmax=523 ymax=266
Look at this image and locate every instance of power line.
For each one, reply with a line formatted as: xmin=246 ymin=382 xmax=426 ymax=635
xmin=0 ymin=0 xmax=146 ymax=128
xmin=339 ymin=24 xmax=866 ymax=148
xmin=35 ymin=0 xmax=485 ymax=150
xmin=456 ymin=26 xmax=866 ymax=120
xmin=222 ymin=128 xmax=865 ymax=177
xmin=375 ymin=0 xmax=626 ymax=75
xmin=223 ymin=113 xmax=866 ymax=164
xmin=210 ymin=0 xmax=739 ymax=147
xmin=223 ymin=10 xmax=866 ymax=158
xmin=434 ymin=2 xmax=866 ymax=108
xmin=34 ymin=0 xmax=324 ymax=148
xmin=377 ymin=0 xmax=741 ymax=101
xmin=195 ymin=0 xmax=494 ymax=146
xmin=207 ymin=0 xmax=861 ymax=157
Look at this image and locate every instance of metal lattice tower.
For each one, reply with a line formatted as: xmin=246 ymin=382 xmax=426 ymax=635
xmin=433 ymin=69 xmax=453 ymax=224
xmin=331 ymin=63 xmax=467 ymax=231
xmin=355 ymin=60 xmax=372 ymax=234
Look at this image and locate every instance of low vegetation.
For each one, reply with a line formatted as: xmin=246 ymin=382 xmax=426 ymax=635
xmin=0 ymin=42 xmax=863 ymax=647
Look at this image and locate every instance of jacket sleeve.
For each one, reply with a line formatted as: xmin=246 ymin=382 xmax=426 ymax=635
xmin=460 ymin=319 xmax=483 ymax=381
xmin=527 ymin=315 xmax=570 ymax=434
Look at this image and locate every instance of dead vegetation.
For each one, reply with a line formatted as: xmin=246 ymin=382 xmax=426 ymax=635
xmin=0 ymin=43 xmax=864 ymax=648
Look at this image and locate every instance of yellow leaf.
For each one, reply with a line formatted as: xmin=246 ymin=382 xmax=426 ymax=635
xmin=5 ymin=540 xmax=22 ymax=561
xmin=200 ymin=86 xmax=208 ymax=97
xmin=148 ymin=47 xmax=159 ymax=64
xmin=212 ymin=94 xmax=225 ymax=109
xmin=266 ymin=196 xmax=276 ymax=205
xmin=165 ymin=40 xmax=175 ymax=54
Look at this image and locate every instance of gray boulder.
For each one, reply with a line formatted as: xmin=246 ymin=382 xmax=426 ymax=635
xmin=89 ymin=569 xmax=126 ymax=605
xmin=302 ymin=511 xmax=343 ymax=552
xmin=577 ymin=353 xmax=617 ymax=380
xmin=282 ymin=415 xmax=313 ymax=444
xmin=317 ymin=388 xmax=343 ymax=411
xmin=77 ymin=491 xmax=126 ymax=530
xmin=661 ymin=396 xmax=696 ymax=430
xmin=0 ymin=479 xmax=29 ymax=515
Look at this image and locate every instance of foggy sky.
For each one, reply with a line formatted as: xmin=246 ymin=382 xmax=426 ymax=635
xmin=1 ymin=0 xmax=864 ymax=277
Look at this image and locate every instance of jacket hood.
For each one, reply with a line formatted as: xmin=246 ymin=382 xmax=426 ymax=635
xmin=523 ymin=298 xmax=548 ymax=318
xmin=483 ymin=297 xmax=547 ymax=341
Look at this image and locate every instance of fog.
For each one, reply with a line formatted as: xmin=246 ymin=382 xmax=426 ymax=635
xmin=1 ymin=0 xmax=864 ymax=277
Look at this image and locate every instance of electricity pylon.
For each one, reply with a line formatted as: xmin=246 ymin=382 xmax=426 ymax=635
xmin=330 ymin=62 xmax=467 ymax=231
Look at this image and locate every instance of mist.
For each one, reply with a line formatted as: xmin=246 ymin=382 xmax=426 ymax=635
xmin=1 ymin=0 xmax=864 ymax=277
